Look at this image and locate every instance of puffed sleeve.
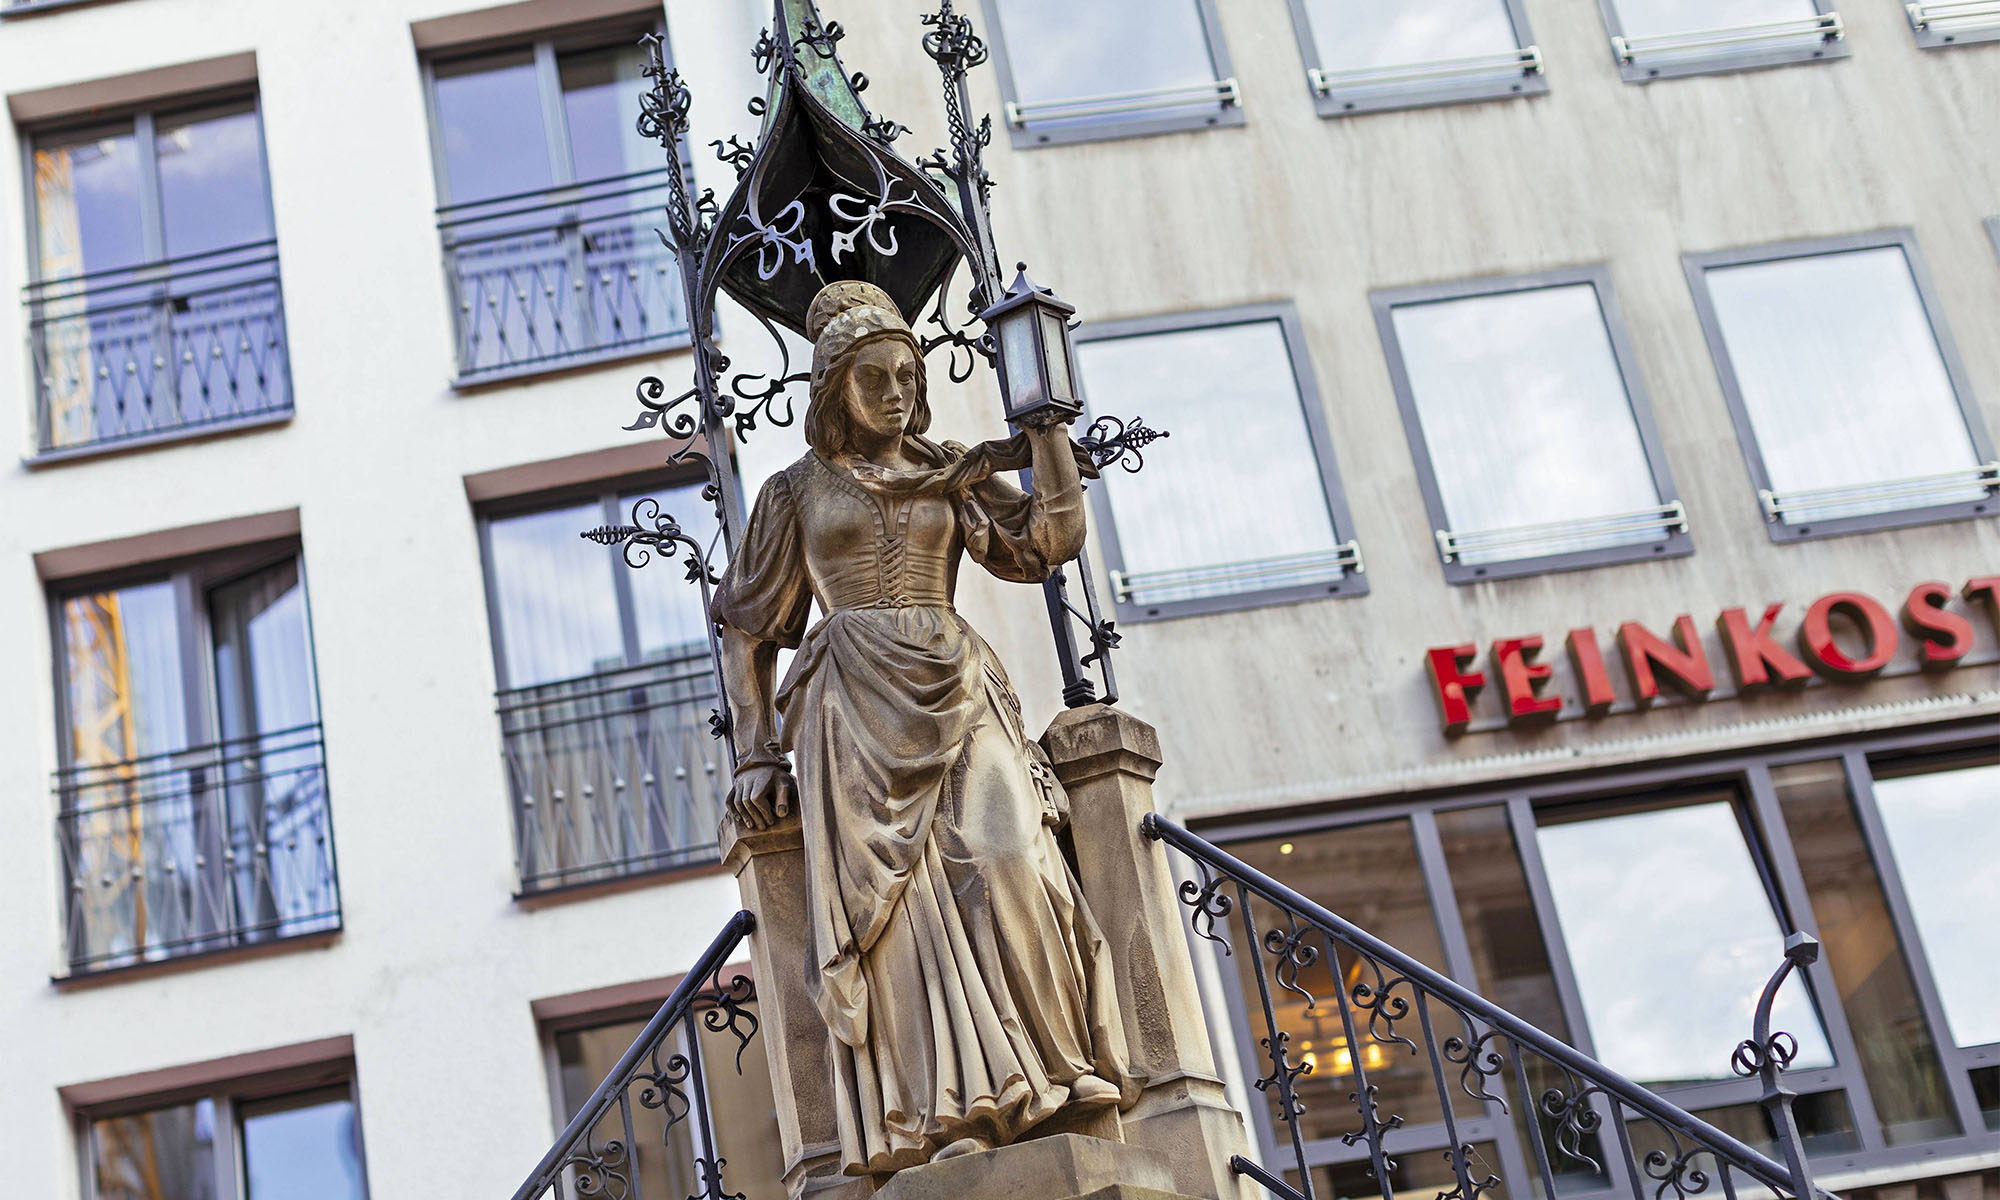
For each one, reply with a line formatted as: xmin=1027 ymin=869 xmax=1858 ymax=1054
xmin=956 ymin=473 xmax=1053 ymax=585
xmin=711 ymin=470 xmax=812 ymax=647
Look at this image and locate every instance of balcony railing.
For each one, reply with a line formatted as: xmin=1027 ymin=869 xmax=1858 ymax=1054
xmin=25 ymin=240 xmax=291 ymax=459
xmin=56 ymin=723 xmax=338 ymax=976
xmin=500 ymin=653 xmax=728 ymax=895
xmin=438 ymin=168 xmax=689 ymax=383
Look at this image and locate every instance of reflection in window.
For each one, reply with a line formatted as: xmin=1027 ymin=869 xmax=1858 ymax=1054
xmin=1078 ymin=318 xmax=1353 ymax=609
xmin=239 ymin=1091 xmax=367 ymax=1200
xmin=1699 ymin=245 xmax=1987 ymax=525
xmin=1536 ymin=794 xmax=1831 ymax=1086
xmin=1304 ymin=0 xmax=1518 ymax=71
xmin=1231 ymin=821 xmax=1474 ymax=1144
xmin=92 ymin=1100 xmax=218 ymax=1200
xmin=1774 ymin=760 xmax=1959 ymax=1145
xmin=990 ymin=0 xmax=1232 ymax=135
xmin=1870 ymin=757 xmax=2000 ymax=1049
xmin=1386 ymin=282 xmax=1673 ymax=566
xmin=1626 ymin=1091 xmax=1860 ymax=1164
xmin=1611 ymin=0 xmax=1817 ymax=39
xmin=90 ymin=1084 xmax=367 ymax=1200
xmin=555 ymin=1014 xmax=785 ymax=1200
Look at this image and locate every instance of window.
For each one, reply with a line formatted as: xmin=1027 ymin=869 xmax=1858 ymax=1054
xmin=548 ymin=1010 xmax=783 ymax=1200
xmin=1285 ymin=0 xmax=1546 ymax=116
xmin=1202 ymin=729 xmax=1999 ymax=1188
xmin=52 ymin=543 xmax=335 ymax=976
xmin=425 ymin=23 xmax=688 ymax=384
xmin=83 ymin=1078 xmax=366 ymax=1200
xmin=25 ymin=93 xmax=288 ymax=460
xmin=1073 ymin=304 xmax=1365 ymax=621
xmin=1372 ymin=267 xmax=1690 ymax=583
xmin=1595 ymin=0 xmax=1846 ymax=81
xmin=1906 ymin=1 xmax=2000 ymax=47
xmin=479 ymin=478 xmax=726 ymax=894
xmin=981 ymin=0 xmax=1242 ymax=147
xmin=1684 ymin=231 xmax=1997 ymax=542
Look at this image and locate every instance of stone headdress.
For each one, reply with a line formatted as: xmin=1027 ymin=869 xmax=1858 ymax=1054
xmin=805 ymin=280 xmax=930 ymax=453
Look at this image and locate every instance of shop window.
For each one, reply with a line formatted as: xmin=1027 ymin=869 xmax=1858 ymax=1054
xmin=1685 ymin=231 xmax=1997 ymax=541
xmin=1534 ymin=790 xmax=1832 ymax=1086
xmin=1287 ymin=0 xmax=1546 ymax=116
xmin=1075 ymin=304 xmax=1365 ymax=621
xmin=52 ymin=543 xmax=335 ymax=976
xmin=1372 ymin=267 xmax=1690 ymax=583
xmin=1596 ymin=0 xmax=1845 ymax=81
xmin=25 ymin=94 xmax=289 ymax=460
xmin=425 ymin=23 xmax=688 ymax=383
xmin=479 ymin=478 xmax=727 ymax=894
xmin=550 ymin=1010 xmax=783 ymax=1200
xmin=981 ymin=0 xmax=1242 ymax=147
xmin=85 ymin=1080 xmax=365 ymax=1200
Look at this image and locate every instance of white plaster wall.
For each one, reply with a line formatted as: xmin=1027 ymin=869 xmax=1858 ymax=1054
xmin=0 ymin=0 xmax=1994 ymax=1197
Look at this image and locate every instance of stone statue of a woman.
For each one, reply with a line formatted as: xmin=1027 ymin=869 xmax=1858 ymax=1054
xmin=713 ymin=280 xmax=1135 ymax=1175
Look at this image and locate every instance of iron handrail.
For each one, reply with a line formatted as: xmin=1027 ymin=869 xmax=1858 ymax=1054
xmin=436 ymin=170 xmax=677 ymax=236
xmin=508 ymin=911 xmax=756 ymax=1200
xmin=54 ymin=722 xmax=324 ymax=784
xmin=435 ymin=165 xmax=680 ymax=218
xmin=21 ymin=238 xmax=278 ymax=299
xmin=1142 ymin=814 xmax=1834 ymax=1200
xmin=495 ymin=652 xmax=715 ymax=712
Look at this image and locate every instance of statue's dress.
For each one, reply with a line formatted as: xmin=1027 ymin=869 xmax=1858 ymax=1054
xmin=713 ymin=437 xmax=1133 ymax=1175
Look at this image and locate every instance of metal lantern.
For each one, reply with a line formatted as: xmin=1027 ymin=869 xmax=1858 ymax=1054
xmin=980 ymin=263 xmax=1084 ymax=425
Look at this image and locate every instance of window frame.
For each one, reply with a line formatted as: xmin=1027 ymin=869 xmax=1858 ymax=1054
xmin=979 ymin=0 xmax=1245 ymax=149
xmin=19 ymin=86 xmax=290 ymax=464
xmin=78 ymin=1073 xmax=368 ymax=1200
xmin=1197 ymin=719 xmax=2000 ymax=1187
xmin=1681 ymin=228 xmax=1997 ymax=544
xmin=1281 ymin=0 xmax=1549 ymax=118
xmin=418 ymin=16 xmax=694 ymax=389
xmin=1593 ymin=0 xmax=1848 ymax=82
xmin=1073 ymin=301 xmax=1368 ymax=624
xmin=1987 ymin=217 xmax=2000 ymax=260
xmin=1371 ymin=264 xmax=1693 ymax=584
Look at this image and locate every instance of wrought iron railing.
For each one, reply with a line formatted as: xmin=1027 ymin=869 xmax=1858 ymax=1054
xmin=56 ymin=723 xmax=338 ymax=976
xmin=24 ymin=240 xmax=291 ymax=458
xmin=511 ymin=911 xmax=759 ymax=1200
xmin=438 ymin=168 xmax=689 ymax=382
xmin=1144 ymin=815 xmax=1833 ymax=1200
xmin=500 ymin=652 xmax=728 ymax=895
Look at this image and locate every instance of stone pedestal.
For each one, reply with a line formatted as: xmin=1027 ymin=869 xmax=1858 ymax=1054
xmin=1042 ymin=705 xmax=1256 ymax=1200
xmin=873 ymin=1133 xmax=1195 ymax=1200
xmin=720 ymin=813 xmax=846 ymax=1198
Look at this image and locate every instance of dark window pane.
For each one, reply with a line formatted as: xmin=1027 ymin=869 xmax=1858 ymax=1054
xmin=240 ymin=1090 xmax=367 ymax=1200
xmin=34 ymin=124 xmax=146 ymax=278
xmin=1439 ymin=805 xmax=1606 ymax=1196
xmin=1536 ymin=791 xmax=1831 ymax=1086
xmin=1774 ymin=759 xmax=1959 ymax=1145
xmin=434 ymin=50 xmax=554 ymax=203
xmin=1971 ymin=1066 xmax=2000 ymax=1132
xmin=92 ymin=1100 xmax=218 ymax=1200
xmin=1626 ymin=1090 xmax=1861 ymax=1166
xmin=1869 ymin=754 xmax=2000 ymax=1049
xmin=1230 ymin=821 xmax=1474 ymax=1143
xmin=156 ymin=105 xmax=273 ymax=258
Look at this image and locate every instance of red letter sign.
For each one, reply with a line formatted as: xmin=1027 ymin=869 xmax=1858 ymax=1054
xmin=1717 ymin=604 xmax=1811 ymax=690
xmin=1798 ymin=591 xmax=1899 ymax=679
xmin=1426 ymin=644 xmax=1487 ymax=736
xmin=1617 ymin=615 xmax=1713 ymax=704
xmin=1492 ymin=636 xmax=1562 ymax=725
xmin=1964 ymin=576 xmax=2000 ymax=634
xmin=1901 ymin=582 xmax=1974 ymax=669
xmin=1566 ymin=628 xmax=1616 ymax=716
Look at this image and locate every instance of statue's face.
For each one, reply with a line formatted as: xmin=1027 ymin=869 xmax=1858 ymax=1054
xmin=844 ymin=338 xmax=918 ymax=444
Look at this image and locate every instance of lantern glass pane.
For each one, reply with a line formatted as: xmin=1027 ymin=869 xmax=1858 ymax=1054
xmin=1042 ymin=310 xmax=1074 ymax=401
xmin=999 ymin=310 xmax=1043 ymax=413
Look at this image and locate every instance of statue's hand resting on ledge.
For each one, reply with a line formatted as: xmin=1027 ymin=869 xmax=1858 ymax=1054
xmin=728 ymin=760 xmax=794 ymax=831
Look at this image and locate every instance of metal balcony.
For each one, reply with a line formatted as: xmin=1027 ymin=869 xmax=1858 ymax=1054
xmin=55 ymin=723 xmax=339 ymax=976
xmin=500 ymin=653 xmax=728 ymax=896
xmin=25 ymin=240 xmax=291 ymax=461
xmin=438 ymin=168 xmax=690 ymax=384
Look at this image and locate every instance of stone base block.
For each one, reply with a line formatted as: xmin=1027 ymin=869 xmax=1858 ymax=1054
xmin=873 ymin=1133 xmax=1193 ymax=1200
xmin=1120 ymin=1078 xmax=1258 ymax=1200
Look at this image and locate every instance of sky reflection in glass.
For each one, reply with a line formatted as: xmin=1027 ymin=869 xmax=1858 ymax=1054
xmin=157 ymin=106 xmax=272 ymax=259
xmin=1871 ymin=762 xmax=2000 ymax=1048
xmin=489 ymin=502 xmax=626 ymax=687
xmin=1537 ymin=799 xmax=1831 ymax=1085
xmin=434 ymin=51 xmax=552 ymax=204
xmin=1612 ymin=0 xmax=1817 ymax=39
xmin=991 ymin=0 xmax=1218 ymax=106
xmin=1304 ymin=0 xmax=1519 ymax=71
xmin=240 ymin=1095 xmax=367 ymax=1200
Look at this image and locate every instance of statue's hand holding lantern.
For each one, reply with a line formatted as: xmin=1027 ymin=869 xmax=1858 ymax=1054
xmin=981 ymin=263 xmax=1086 ymax=427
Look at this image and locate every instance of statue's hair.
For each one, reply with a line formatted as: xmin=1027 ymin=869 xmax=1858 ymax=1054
xmin=805 ymin=330 xmax=930 ymax=457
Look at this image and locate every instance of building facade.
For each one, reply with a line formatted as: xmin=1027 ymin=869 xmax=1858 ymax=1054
xmin=0 ymin=0 xmax=1993 ymax=1198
